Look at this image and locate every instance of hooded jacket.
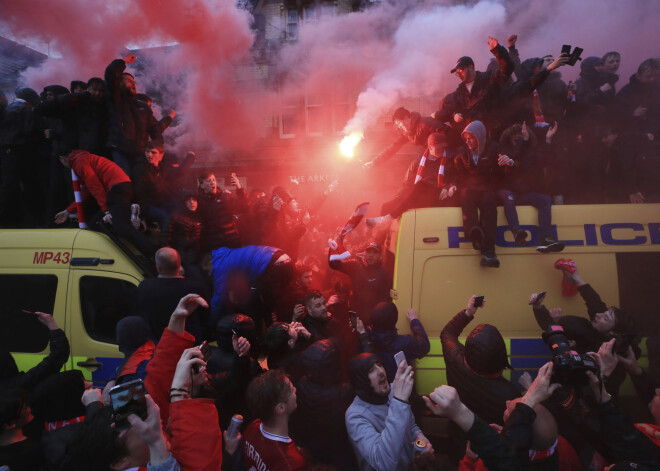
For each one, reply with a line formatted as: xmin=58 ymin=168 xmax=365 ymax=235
xmin=290 ymin=339 xmax=357 ymax=470
xmin=345 ymin=354 xmax=428 ymax=471
xmin=64 ymin=150 xmax=131 ymax=213
xmin=197 ymin=187 xmax=246 ymax=251
xmin=453 ymin=120 xmax=503 ymax=190
xmin=571 ymin=56 xmax=618 ymax=128
xmin=365 ymin=302 xmax=430 ymax=382
xmin=440 ymin=309 xmax=520 ymax=425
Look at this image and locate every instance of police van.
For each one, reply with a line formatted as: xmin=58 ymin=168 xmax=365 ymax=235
xmin=0 ymin=227 xmax=152 ymax=386
xmin=389 ymin=204 xmax=660 ymax=395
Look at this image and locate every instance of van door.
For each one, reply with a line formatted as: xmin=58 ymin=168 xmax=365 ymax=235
xmin=67 ymin=270 xmax=141 ymax=386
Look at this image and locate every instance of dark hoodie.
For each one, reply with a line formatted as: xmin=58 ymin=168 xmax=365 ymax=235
xmin=440 ymin=309 xmax=520 ymax=425
xmin=453 ymin=120 xmax=502 ymax=190
xmin=348 ymin=353 xmax=388 ymax=406
xmin=572 ymin=56 xmax=619 ymax=128
xmin=40 ymin=85 xmax=76 ymax=158
xmin=365 ymin=302 xmax=430 ymax=382
xmin=615 ymin=72 xmax=660 ymax=134
xmin=290 ymin=339 xmax=357 ymax=470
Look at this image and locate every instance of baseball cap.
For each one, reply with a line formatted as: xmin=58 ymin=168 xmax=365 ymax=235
xmin=450 ymin=56 xmax=474 ymax=74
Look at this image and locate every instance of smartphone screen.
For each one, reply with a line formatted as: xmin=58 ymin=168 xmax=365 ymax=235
xmin=109 ymin=379 xmax=147 ymax=430
xmin=348 ymin=311 xmax=357 ymax=328
xmin=394 ymin=350 xmax=408 ymax=369
xmin=474 ymin=296 xmax=484 ymax=308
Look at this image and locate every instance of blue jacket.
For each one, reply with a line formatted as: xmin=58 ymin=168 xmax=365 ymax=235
xmin=210 ymin=245 xmax=279 ymax=321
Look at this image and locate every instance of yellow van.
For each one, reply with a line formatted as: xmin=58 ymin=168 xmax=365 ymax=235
xmin=0 ymin=228 xmax=151 ymax=386
xmin=389 ymin=204 xmax=660 ymax=394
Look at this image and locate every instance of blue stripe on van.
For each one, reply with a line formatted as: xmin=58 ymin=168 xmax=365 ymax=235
xmin=91 ymin=357 xmax=124 ymax=386
xmin=510 ymin=338 xmax=549 ymax=356
xmin=510 ymin=356 xmax=551 ymax=369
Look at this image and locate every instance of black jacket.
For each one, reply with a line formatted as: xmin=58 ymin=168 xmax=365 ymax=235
xmin=290 ymin=339 xmax=357 ymax=470
xmin=439 ymin=44 xmax=514 ymax=129
xmin=164 ymin=208 xmax=202 ymax=263
xmin=0 ymin=100 xmax=41 ymax=149
xmin=615 ymin=73 xmax=660 ymax=135
xmin=441 ymin=310 xmax=520 ymax=425
xmin=0 ymin=329 xmax=69 ymax=392
xmin=133 ymin=152 xmax=194 ymax=208
xmin=36 ymin=91 xmax=108 ymax=155
xmin=197 ymin=188 xmax=247 ymax=251
xmin=328 ymin=258 xmax=391 ymax=325
xmin=104 ymin=59 xmax=162 ymax=156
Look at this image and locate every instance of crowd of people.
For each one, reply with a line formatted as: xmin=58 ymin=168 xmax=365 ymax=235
xmin=1 ymin=33 xmax=659 ymax=471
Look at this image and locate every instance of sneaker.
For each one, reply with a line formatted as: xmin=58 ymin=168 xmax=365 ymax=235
xmin=480 ymin=253 xmax=500 ymax=268
xmin=537 ymin=237 xmax=565 ymax=253
xmin=513 ymin=229 xmax=528 ymax=246
xmin=469 ymin=226 xmax=485 ymax=251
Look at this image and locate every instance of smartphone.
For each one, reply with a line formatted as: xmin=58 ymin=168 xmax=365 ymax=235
xmin=192 ymin=340 xmax=211 ymax=374
xmin=529 ymin=291 xmax=547 ymax=305
xmin=561 ymin=44 xmax=571 ymax=55
xmin=394 ymin=350 xmax=408 ymax=369
xmin=614 ymin=333 xmax=636 ymax=355
xmin=348 ymin=311 xmax=357 ymax=328
xmin=474 ymin=296 xmax=484 ymax=308
xmin=109 ymin=379 xmax=148 ymax=430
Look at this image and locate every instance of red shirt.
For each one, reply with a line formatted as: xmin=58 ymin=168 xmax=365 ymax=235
xmin=242 ymin=420 xmax=306 ymax=471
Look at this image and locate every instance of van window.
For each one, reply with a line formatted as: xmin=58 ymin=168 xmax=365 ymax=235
xmin=616 ymin=252 xmax=660 ymax=334
xmin=80 ymin=276 xmax=139 ymax=344
xmin=0 ymin=274 xmax=58 ymax=352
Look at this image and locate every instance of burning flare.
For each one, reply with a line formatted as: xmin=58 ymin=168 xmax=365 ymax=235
xmin=339 ymin=131 xmax=363 ymax=159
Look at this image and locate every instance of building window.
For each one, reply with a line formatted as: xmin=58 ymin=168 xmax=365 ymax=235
xmin=286 ymin=9 xmax=299 ymax=40
xmin=0 ymin=274 xmax=57 ymax=353
xmin=304 ymin=2 xmax=335 ymax=22
xmin=305 ymin=92 xmax=324 ymax=136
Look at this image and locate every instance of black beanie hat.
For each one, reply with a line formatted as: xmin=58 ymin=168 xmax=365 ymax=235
xmin=348 ymin=353 xmax=389 ymax=405
xmin=116 ymin=316 xmax=150 ymax=356
xmin=0 ymin=348 xmax=19 ymax=384
xmin=370 ymin=302 xmax=398 ymax=332
xmin=465 ymin=324 xmax=511 ymax=375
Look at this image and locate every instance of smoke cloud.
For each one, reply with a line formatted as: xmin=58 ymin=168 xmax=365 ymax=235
xmin=1 ymin=0 xmax=658 ymax=161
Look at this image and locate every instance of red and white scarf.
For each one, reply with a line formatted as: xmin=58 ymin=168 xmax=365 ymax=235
xmin=414 ymin=149 xmax=447 ymax=187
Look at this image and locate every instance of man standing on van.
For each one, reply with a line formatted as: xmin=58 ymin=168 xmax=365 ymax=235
xmin=440 ymin=295 xmax=520 ymax=425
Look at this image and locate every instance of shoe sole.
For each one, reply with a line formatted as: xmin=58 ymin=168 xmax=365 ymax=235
xmin=537 ymin=242 xmax=566 ymax=253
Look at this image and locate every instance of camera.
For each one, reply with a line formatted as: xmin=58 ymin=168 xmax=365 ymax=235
xmin=542 ymin=325 xmax=599 ymax=387
xmin=561 ymin=45 xmax=583 ymax=66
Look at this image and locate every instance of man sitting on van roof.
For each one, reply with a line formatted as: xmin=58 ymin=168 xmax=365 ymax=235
xmin=440 ymin=295 xmax=520 ymax=425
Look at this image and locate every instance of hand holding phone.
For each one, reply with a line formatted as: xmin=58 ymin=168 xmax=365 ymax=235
xmin=474 ymin=296 xmax=485 ymax=308
xmin=529 ymin=291 xmax=547 ymax=306
xmin=394 ymin=350 xmax=408 ymax=369
xmin=193 ymin=341 xmax=211 ymax=374
xmin=109 ymin=379 xmax=148 ymax=430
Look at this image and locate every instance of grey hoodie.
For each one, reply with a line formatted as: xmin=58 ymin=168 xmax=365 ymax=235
xmin=462 ymin=120 xmax=487 ymax=163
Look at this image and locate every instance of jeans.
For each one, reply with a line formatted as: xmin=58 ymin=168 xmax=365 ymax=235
xmin=460 ymin=187 xmax=497 ymax=254
xmin=496 ymin=189 xmax=552 ymax=239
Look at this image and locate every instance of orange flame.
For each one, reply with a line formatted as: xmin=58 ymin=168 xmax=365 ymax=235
xmin=339 ymin=132 xmax=363 ymax=159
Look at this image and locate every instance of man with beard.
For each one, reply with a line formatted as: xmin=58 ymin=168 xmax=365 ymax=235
xmin=105 ymin=54 xmax=162 ymax=178
xmin=345 ymin=354 xmax=432 ymax=471
xmin=301 ymin=290 xmax=341 ymax=341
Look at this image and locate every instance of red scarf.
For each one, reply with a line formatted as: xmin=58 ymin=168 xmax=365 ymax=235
xmin=533 ymin=89 xmax=549 ymax=128
xmin=45 ymin=415 xmax=85 ymax=431
xmin=635 ymin=423 xmax=660 ymax=446
xmin=415 ymin=149 xmax=447 ymax=187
